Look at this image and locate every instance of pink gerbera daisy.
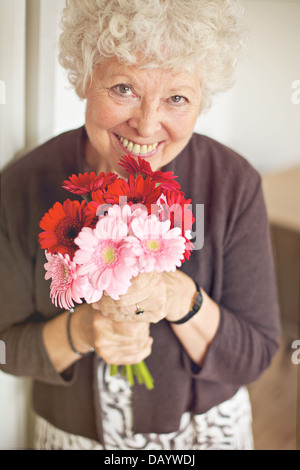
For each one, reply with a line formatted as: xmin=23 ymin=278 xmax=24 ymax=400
xmin=44 ymin=251 xmax=87 ymax=310
xmin=129 ymin=214 xmax=186 ymax=273
xmin=73 ymin=206 xmax=141 ymax=301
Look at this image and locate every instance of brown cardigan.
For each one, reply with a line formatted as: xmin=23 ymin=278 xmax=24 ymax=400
xmin=0 ymin=127 xmax=281 ymax=445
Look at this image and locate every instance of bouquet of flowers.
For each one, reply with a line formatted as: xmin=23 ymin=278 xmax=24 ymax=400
xmin=39 ymin=155 xmax=194 ymax=390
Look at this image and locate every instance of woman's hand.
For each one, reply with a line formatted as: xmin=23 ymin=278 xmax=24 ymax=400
xmin=74 ymin=269 xmax=220 ymax=369
xmin=92 ymin=271 xmax=168 ymax=324
xmin=43 ymin=268 xmax=219 ymax=373
xmin=91 ymin=313 xmax=153 ymax=365
xmin=76 ymin=271 xmax=169 ymax=367
xmin=43 ymin=299 xmax=153 ymax=373
xmin=69 ymin=301 xmax=154 ymax=366
xmin=91 ymin=269 xmax=197 ymax=325
xmin=163 ymin=270 xmax=198 ymax=323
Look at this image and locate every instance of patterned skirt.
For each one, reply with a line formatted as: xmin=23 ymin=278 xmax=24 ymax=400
xmin=34 ymin=360 xmax=254 ymax=450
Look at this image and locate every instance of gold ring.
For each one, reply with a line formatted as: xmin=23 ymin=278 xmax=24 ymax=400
xmin=135 ymin=304 xmax=144 ymax=315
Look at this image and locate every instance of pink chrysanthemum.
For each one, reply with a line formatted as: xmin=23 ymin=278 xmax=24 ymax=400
xmin=129 ymin=215 xmax=186 ymax=273
xmin=44 ymin=250 xmax=87 ymax=310
xmin=73 ymin=206 xmax=141 ymax=301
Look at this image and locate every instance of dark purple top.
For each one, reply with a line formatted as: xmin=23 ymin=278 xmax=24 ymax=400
xmin=0 ymin=127 xmax=281 ymax=444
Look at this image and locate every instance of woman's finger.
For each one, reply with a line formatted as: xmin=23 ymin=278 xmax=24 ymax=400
xmin=92 ymin=275 xmax=168 ymax=323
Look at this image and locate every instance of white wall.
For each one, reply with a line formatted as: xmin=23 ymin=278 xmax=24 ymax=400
xmin=0 ymin=0 xmax=29 ymax=450
xmin=53 ymin=0 xmax=86 ymax=138
xmin=195 ymin=0 xmax=300 ymax=173
xmin=0 ymin=0 xmax=26 ymax=168
xmin=0 ymin=0 xmax=299 ymax=450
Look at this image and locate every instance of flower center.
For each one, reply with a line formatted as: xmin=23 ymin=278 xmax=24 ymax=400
xmin=93 ymin=241 xmax=120 ymax=269
xmin=50 ymin=257 xmax=72 ymax=291
xmin=56 ymin=217 xmax=82 ymax=247
xmin=102 ymin=246 xmax=117 ymax=264
xmin=146 ymin=239 xmax=162 ymax=252
xmin=127 ymin=192 xmax=146 ymax=205
xmin=60 ymin=263 xmax=69 ymax=281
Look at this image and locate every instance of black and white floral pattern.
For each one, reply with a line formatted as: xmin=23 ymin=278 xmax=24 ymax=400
xmin=34 ymin=359 xmax=254 ymax=450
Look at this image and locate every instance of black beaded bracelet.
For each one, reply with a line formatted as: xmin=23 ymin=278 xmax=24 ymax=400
xmin=168 ymin=281 xmax=203 ymax=325
xmin=67 ymin=308 xmax=94 ymax=357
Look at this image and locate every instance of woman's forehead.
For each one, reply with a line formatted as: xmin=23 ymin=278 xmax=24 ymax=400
xmin=94 ymin=57 xmax=200 ymax=91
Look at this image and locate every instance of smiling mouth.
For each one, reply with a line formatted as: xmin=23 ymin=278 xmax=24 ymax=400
xmin=115 ymin=134 xmax=159 ymax=156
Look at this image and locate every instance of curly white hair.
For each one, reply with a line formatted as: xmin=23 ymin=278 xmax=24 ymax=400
xmin=58 ymin=0 xmax=245 ymax=112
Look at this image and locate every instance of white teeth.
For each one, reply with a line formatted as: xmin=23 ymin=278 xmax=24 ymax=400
xmin=118 ymin=135 xmax=158 ymax=155
xmin=140 ymin=145 xmax=148 ymax=155
xmin=132 ymin=143 xmax=140 ymax=154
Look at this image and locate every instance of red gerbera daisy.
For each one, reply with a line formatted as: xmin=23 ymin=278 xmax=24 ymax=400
xmin=118 ymin=155 xmax=181 ymax=191
xmin=62 ymin=171 xmax=118 ymax=198
xmin=86 ymin=189 xmax=111 ymax=218
xmin=118 ymin=155 xmax=152 ymax=177
xmin=157 ymin=190 xmax=194 ymax=232
xmin=39 ymin=199 xmax=94 ymax=258
xmin=102 ymin=174 xmax=162 ymax=212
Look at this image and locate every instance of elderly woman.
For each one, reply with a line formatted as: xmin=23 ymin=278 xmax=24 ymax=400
xmin=0 ymin=0 xmax=280 ymax=450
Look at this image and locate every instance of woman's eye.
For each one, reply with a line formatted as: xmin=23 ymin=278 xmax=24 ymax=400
xmin=169 ymin=95 xmax=188 ymax=105
xmin=113 ymin=84 xmax=133 ymax=96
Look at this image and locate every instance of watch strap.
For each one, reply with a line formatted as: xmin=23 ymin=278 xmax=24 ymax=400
xmin=168 ymin=281 xmax=203 ymax=325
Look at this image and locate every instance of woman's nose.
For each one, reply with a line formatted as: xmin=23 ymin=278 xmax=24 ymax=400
xmin=127 ymin=100 xmax=162 ymax=138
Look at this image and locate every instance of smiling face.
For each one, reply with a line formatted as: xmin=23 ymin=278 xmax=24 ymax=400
xmin=84 ymin=58 xmax=202 ymax=176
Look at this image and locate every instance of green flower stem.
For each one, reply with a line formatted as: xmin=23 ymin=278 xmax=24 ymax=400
xmin=137 ymin=360 xmax=154 ymax=390
xmin=110 ymin=364 xmax=118 ymax=376
xmin=109 ymin=361 xmax=154 ymax=390
xmin=82 ymin=194 xmax=91 ymax=203
xmin=125 ymin=365 xmax=134 ymax=386
xmin=132 ymin=364 xmax=143 ymax=384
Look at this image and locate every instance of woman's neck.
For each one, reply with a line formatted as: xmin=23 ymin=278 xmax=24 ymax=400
xmin=84 ymin=138 xmax=109 ymax=174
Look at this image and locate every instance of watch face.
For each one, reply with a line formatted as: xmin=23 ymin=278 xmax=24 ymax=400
xmin=193 ymin=291 xmax=203 ymax=312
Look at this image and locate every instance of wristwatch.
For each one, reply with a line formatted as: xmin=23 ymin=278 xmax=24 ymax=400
xmin=168 ymin=281 xmax=203 ymax=325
